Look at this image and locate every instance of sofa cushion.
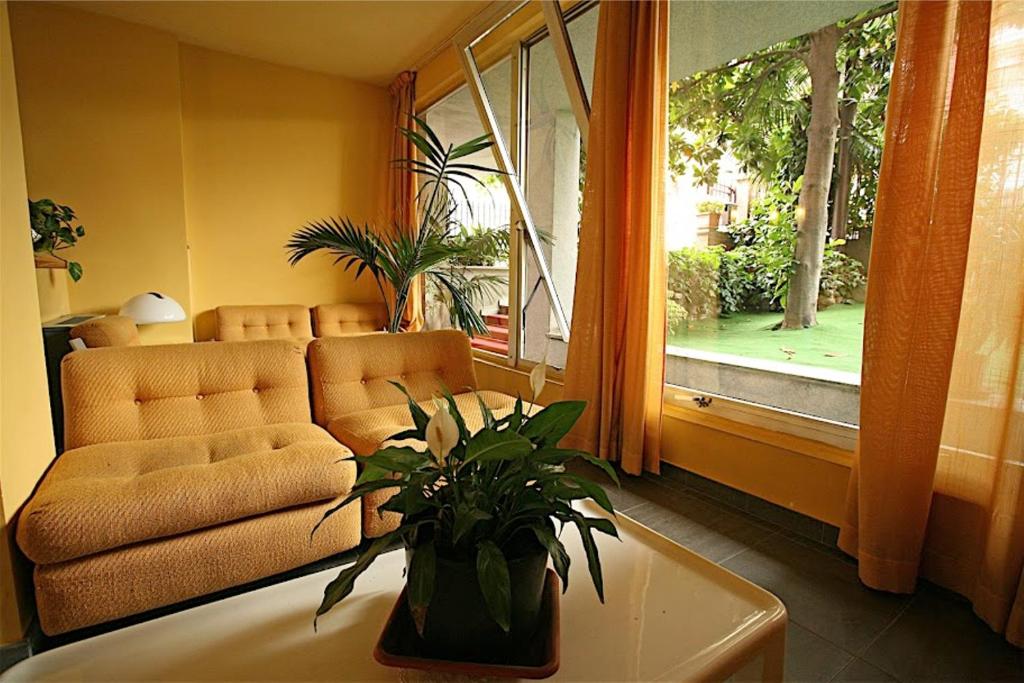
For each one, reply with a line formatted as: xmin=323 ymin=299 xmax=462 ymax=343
xmin=308 ymin=330 xmax=478 ymax=426
xmin=18 ymin=424 xmax=354 ymax=565
xmin=61 ymin=340 xmax=311 ymax=449
xmin=312 ymin=302 xmax=388 ymax=337
xmin=326 ymin=390 xmax=518 ymax=456
xmin=215 ymin=305 xmax=313 ymax=343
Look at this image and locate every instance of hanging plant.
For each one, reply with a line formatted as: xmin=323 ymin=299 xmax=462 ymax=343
xmin=29 ymin=198 xmax=85 ymax=281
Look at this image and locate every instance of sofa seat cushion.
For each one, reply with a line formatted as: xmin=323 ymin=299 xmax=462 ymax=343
xmin=18 ymin=424 xmax=354 ymax=565
xmin=326 ymin=390 xmax=520 ymax=456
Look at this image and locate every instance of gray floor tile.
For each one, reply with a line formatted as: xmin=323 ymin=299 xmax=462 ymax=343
xmin=830 ymin=657 xmax=897 ymax=682
xmin=861 ymin=585 xmax=1024 ymax=681
xmin=624 ymin=492 xmax=775 ymax=563
xmin=747 ymin=495 xmax=825 ymax=543
xmin=785 ymin=622 xmax=854 ymax=682
xmin=722 ymin=534 xmax=910 ymax=653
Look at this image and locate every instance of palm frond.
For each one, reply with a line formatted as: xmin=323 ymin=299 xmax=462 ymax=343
xmin=427 ymin=269 xmax=490 ymax=337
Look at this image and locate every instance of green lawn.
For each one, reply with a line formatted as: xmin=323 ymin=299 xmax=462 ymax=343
xmin=667 ymin=302 xmax=865 ymax=374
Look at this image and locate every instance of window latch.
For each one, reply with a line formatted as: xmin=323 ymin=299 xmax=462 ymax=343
xmin=692 ymin=396 xmax=713 ymax=408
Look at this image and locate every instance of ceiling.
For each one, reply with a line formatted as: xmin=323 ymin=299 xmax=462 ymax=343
xmin=64 ymin=0 xmax=492 ymax=86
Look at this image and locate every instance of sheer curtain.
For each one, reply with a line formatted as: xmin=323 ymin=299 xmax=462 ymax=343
xmin=840 ymin=0 xmax=1024 ymax=646
xmin=562 ymin=0 xmax=669 ymax=475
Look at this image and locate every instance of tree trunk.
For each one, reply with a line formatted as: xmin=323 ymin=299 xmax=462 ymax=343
xmin=830 ymin=98 xmax=857 ymax=240
xmin=783 ymin=26 xmax=841 ymax=329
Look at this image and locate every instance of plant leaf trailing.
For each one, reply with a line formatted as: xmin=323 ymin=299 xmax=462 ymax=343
xmin=29 ymin=199 xmax=85 ymax=281
xmin=285 ymin=117 xmax=508 ymax=336
xmin=311 ymin=385 xmax=620 ymax=634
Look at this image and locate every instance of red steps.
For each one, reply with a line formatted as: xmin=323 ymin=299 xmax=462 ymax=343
xmin=472 ymin=310 xmax=510 ymax=355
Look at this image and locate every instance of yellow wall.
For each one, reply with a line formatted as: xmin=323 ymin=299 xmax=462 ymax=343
xmin=10 ymin=1 xmax=192 ymax=344
xmin=0 ymin=0 xmax=58 ymax=642
xmin=179 ymin=45 xmax=389 ymax=341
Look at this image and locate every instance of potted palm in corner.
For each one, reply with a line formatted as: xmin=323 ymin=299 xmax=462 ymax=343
xmin=286 ymin=118 xmax=507 ymax=336
xmin=312 ymin=365 xmax=619 ymax=669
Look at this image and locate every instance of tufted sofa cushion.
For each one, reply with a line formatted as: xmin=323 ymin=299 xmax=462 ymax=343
xmin=215 ymin=305 xmax=313 ymax=343
xmin=307 ymin=330 xmax=478 ymax=426
xmin=17 ymin=424 xmax=354 ymax=565
xmin=61 ymin=340 xmax=311 ymax=449
xmin=69 ymin=316 xmax=140 ymax=348
xmin=312 ymin=302 xmax=389 ymax=337
xmin=327 ymin=390 xmax=518 ymax=456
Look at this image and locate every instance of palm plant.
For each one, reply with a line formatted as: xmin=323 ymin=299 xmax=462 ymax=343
xmin=286 ymin=118 xmax=504 ymax=335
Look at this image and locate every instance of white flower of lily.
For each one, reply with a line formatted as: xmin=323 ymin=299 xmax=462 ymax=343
xmin=426 ymin=402 xmax=459 ymax=465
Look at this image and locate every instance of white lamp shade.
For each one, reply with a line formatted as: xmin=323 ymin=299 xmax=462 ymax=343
xmin=120 ymin=292 xmax=186 ymax=324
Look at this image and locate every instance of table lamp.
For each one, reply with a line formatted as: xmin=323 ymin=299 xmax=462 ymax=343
xmin=119 ymin=292 xmax=186 ymax=324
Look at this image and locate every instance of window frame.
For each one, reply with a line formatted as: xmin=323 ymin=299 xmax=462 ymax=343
xmin=428 ymin=0 xmax=863 ymax=456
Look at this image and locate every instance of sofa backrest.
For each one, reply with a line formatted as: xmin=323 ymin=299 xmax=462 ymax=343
xmin=215 ymin=305 xmax=312 ymax=342
xmin=312 ymin=302 xmax=388 ymax=337
xmin=62 ymin=340 xmax=311 ymax=449
xmin=69 ymin=316 xmax=140 ymax=348
xmin=308 ymin=330 xmax=477 ymax=425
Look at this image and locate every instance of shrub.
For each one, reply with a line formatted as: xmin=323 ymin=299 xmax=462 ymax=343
xmin=820 ymin=240 xmax=866 ymax=305
xmin=667 ymin=247 xmax=721 ymax=332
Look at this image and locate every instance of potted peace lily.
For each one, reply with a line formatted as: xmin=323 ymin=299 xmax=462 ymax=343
xmin=312 ymin=364 xmax=619 ymax=660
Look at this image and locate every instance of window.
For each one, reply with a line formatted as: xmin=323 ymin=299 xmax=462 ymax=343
xmin=424 ymin=1 xmax=598 ymax=369
xmin=663 ymin=0 xmax=897 ymax=426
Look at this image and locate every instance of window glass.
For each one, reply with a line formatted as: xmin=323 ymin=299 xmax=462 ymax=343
xmin=518 ymin=3 xmax=598 ymax=368
xmin=664 ymin=0 xmax=896 ymax=424
xmin=421 ymin=60 xmax=513 ymax=356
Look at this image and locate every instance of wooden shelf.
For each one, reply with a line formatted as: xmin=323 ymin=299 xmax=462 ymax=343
xmin=34 ymin=253 xmax=66 ymax=269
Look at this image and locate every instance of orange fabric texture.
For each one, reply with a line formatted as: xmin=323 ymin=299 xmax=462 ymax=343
xmin=18 ymin=424 xmax=353 ymax=565
xmin=387 ymin=71 xmax=424 ymax=332
xmin=312 ymin=302 xmax=388 ymax=336
xmin=69 ymin=315 xmax=140 ymax=347
xmin=562 ymin=0 xmax=668 ymax=475
xmin=307 ymin=330 xmax=477 ymax=425
xmin=61 ymin=339 xmax=312 ymax=448
xmin=214 ymin=304 xmax=313 ymax=343
xmin=33 ymin=498 xmax=361 ymax=635
xmin=841 ymin=0 xmax=1024 ymax=647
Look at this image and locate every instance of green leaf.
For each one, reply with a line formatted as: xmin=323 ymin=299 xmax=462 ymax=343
xmin=475 ymin=392 xmax=497 ymax=430
xmin=530 ymin=523 xmax=570 ymax=593
xmin=315 ymin=532 xmax=398 ymax=629
xmin=452 ymin=505 xmax=492 ymax=545
xmin=407 ymin=540 xmax=436 ymax=636
xmin=67 ymin=261 xmax=83 ymax=282
xmin=571 ymin=514 xmax=606 ymax=603
xmin=561 ymin=474 xmax=616 ymax=515
xmin=463 ymin=428 xmax=533 ymax=466
xmin=310 ymin=478 xmax=401 ymax=538
xmin=387 ymin=381 xmax=430 ymax=434
xmin=354 ymin=446 xmax=429 ymax=477
xmin=476 ymin=541 xmax=511 ymax=632
xmin=520 ymin=401 xmax=586 ymax=446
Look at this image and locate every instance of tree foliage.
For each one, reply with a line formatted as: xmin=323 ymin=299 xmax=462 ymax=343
xmin=668 ymin=4 xmax=897 ymax=236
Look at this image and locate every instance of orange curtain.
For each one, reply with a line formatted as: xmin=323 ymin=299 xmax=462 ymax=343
xmin=840 ymin=0 xmax=1024 ymax=646
xmin=562 ymin=0 xmax=668 ymax=476
xmin=386 ymin=70 xmax=424 ymax=332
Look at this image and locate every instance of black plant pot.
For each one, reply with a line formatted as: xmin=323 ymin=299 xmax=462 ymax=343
xmin=405 ymin=544 xmax=549 ymax=662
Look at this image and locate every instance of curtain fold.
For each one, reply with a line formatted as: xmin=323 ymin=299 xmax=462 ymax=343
xmin=841 ymin=0 xmax=1024 ymax=646
xmin=386 ymin=70 xmax=424 ymax=332
xmin=562 ymin=0 xmax=668 ymax=476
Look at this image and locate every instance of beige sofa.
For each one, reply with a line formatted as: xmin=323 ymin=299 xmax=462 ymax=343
xmin=214 ymin=304 xmax=313 ymax=343
xmin=307 ymin=330 xmax=520 ymax=537
xmin=17 ymin=340 xmax=359 ymax=635
xmin=312 ymin=302 xmax=388 ymax=336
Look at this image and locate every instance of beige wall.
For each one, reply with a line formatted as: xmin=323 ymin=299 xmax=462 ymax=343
xmin=0 ymin=0 xmax=58 ymax=643
xmin=179 ymin=45 xmax=389 ymax=341
xmin=10 ymin=1 xmax=193 ymax=344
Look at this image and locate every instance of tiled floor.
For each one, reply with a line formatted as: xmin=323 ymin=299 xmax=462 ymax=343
xmin=582 ymin=466 xmax=1023 ymax=682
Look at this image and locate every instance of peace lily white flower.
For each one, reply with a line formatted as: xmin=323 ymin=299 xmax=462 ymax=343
xmin=426 ymin=401 xmax=459 ymax=465
xmin=530 ymin=351 xmax=548 ymax=401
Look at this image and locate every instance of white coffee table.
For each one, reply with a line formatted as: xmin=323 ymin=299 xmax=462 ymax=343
xmin=3 ymin=503 xmax=786 ymax=681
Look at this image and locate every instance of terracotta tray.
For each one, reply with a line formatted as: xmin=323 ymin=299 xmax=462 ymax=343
xmin=373 ymin=569 xmax=560 ymax=679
